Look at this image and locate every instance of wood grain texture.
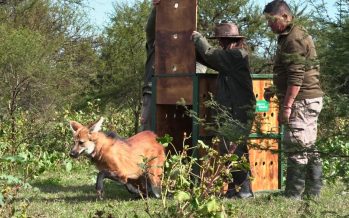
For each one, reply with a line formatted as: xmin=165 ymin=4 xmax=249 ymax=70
xmin=156 ymin=77 xmax=193 ymax=105
xmin=249 ymin=139 xmax=279 ymax=191
xmin=155 ymin=0 xmax=197 ymax=74
xmin=198 ymin=74 xmax=217 ymax=136
xmin=252 ymin=79 xmax=280 ymax=134
xmin=156 ymin=105 xmax=192 ymax=154
xmin=249 ymin=78 xmax=280 ymax=191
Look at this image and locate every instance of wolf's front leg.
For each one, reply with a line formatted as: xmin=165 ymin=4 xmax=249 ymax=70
xmin=96 ymin=170 xmax=107 ymax=199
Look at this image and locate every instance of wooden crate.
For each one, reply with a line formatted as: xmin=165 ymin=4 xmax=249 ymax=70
xmin=153 ymin=1 xmax=281 ymax=192
xmin=155 ymin=0 xmax=197 ymax=75
xmin=249 ymin=75 xmax=281 ymax=192
xmin=252 ymin=79 xmax=279 ymax=134
xmin=196 ymin=75 xmax=281 ymax=192
xmin=155 ymin=104 xmax=192 ymax=153
xmin=249 ymin=138 xmax=279 ymax=191
xmin=154 ymin=0 xmax=197 ymax=153
xmin=198 ymin=74 xmax=217 ymax=137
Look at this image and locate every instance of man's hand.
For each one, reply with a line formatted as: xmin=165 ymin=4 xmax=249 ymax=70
xmin=281 ymin=107 xmax=292 ymax=124
xmin=191 ymin=31 xmax=200 ymax=41
xmin=264 ymin=87 xmax=275 ymax=102
xmin=153 ymin=0 xmax=160 ymax=5
xmin=281 ymin=85 xmax=300 ymax=124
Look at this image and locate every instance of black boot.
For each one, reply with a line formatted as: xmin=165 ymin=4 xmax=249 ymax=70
xmin=225 ymin=143 xmax=253 ymax=199
xmin=225 ymin=171 xmax=253 ymax=199
xmin=236 ymin=175 xmax=253 ymax=198
xmin=285 ymin=159 xmax=306 ymax=200
xmin=304 ymin=158 xmax=322 ymax=197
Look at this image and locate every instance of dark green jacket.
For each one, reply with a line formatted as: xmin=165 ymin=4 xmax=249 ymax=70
xmin=193 ymin=33 xmax=256 ymax=124
xmin=274 ymin=24 xmax=324 ymax=99
xmin=143 ymin=8 xmax=156 ymax=95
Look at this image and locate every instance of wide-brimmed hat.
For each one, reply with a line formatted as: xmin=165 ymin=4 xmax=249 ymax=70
xmin=208 ymin=22 xmax=245 ymax=39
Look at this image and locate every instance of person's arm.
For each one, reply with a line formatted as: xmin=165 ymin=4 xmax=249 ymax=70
xmin=195 ymin=48 xmax=215 ymax=70
xmin=282 ymin=85 xmax=300 ymax=123
xmin=192 ymin=32 xmax=233 ymax=72
xmin=282 ymin=37 xmax=307 ymax=123
xmin=145 ymin=7 xmax=156 ymax=46
xmin=285 ymin=38 xmax=307 ymax=87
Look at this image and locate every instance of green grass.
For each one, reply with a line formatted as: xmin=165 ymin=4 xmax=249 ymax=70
xmin=7 ymin=166 xmax=349 ymax=218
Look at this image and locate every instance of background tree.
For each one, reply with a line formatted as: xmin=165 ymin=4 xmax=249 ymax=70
xmin=197 ymin=0 xmax=271 ymax=73
xmin=305 ymin=0 xmax=349 ymax=184
xmin=86 ymin=0 xmax=151 ymax=134
xmin=0 ymin=0 xmax=99 ymax=148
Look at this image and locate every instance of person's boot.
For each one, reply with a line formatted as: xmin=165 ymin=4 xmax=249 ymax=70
xmin=304 ymin=159 xmax=323 ymax=198
xmin=224 ymin=143 xmax=253 ymax=199
xmin=284 ymin=159 xmax=306 ymax=200
xmin=236 ymin=176 xmax=253 ymax=198
xmin=225 ymin=171 xmax=253 ymax=199
xmin=225 ymin=182 xmax=238 ymax=198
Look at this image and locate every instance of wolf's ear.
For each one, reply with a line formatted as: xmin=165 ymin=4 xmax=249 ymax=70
xmin=89 ymin=117 xmax=104 ymax=133
xmin=70 ymin=121 xmax=83 ymax=133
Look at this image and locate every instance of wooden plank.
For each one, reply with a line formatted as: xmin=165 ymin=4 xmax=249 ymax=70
xmin=156 ymin=77 xmax=193 ymax=105
xmin=252 ymin=79 xmax=280 ymax=134
xmin=198 ymin=74 xmax=217 ymax=136
xmin=155 ymin=0 xmax=197 ymax=74
xmin=249 ymin=139 xmax=279 ymax=191
xmin=156 ymin=105 xmax=192 ymax=153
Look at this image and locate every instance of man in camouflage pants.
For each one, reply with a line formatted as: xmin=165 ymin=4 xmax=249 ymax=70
xmin=263 ymin=0 xmax=324 ymax=199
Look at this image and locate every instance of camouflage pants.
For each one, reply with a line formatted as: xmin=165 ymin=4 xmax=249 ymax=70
xmin=283 ymin=97 xmax=323 ymax=164
xmin=140 ymin=94 xmax=152 ymax=131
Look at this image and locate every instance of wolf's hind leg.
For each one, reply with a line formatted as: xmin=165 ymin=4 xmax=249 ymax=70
xmin=125 ymin=184 xmax=142 ymax=195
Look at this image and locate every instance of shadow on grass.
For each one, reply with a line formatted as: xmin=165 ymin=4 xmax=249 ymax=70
xmin=28 ymin=179 xmax=138 ymax=202
xmin=25 ymin=193 xmax=141 ymax=203
xmin=321 ymin=211 xmax=349 ymax=218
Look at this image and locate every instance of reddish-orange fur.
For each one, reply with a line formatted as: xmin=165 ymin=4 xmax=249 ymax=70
xmin=92 ymin=131 xmax=164 ymax=184
xmin=70 ymin=120 xmax=165 ymax=197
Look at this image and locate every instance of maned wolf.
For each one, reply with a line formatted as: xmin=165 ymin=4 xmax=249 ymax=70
xmin=69 ymin=117 xmax=165 ymax=198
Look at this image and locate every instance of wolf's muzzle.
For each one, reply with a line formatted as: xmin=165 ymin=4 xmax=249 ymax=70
xmin=69 ymin=150 xmax=79 ymax=158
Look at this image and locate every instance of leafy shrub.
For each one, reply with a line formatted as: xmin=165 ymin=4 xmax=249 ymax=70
xmin=145 ymin=135 xmax=248 ymax=218
xmin=318 ymin=95 xmax=349 ymax=186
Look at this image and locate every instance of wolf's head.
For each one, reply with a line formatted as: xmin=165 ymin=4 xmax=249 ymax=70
xmin=69 ymin=117 xmax=104 ymax=158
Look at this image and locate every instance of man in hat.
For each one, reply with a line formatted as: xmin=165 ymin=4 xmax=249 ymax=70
xmin=191 ymin=22 xmax=256 ymax=199
xmin=263 ymin=0 xmax=324 ymax=199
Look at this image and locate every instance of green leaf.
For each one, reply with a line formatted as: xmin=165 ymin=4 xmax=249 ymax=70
xmin=0 ymin=155 xmax=26 ymax=163
xmin=198 ymin=140 xmax=209 ymax=149
xmin=191 ymin=197 xmax=200 ymax=209
xmin=215 ymin=211 xmax=226 ymax=218
xmin=65 ymin=161 xmax=73 ymax=172
xmin=174 ymin=191 xmax=191 ymax=202
xmin=157 ymin=134 xmax=173 ymax=146
xmin=206 ymin=198 xmax=219 ymax=213
xmin=180 ymin=175 xmax=190 ymax=186
xmin=0 ymin=175 xmax=22 ymax=185
xmin=0 ymin=193 xmax=4 ymax=207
